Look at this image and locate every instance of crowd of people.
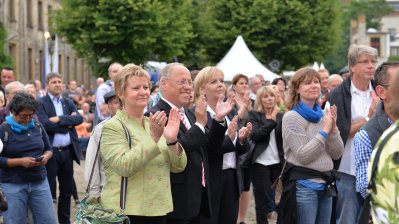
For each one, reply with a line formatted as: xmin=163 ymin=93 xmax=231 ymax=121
xmin=0 ymin=43 xmax=398 ymax=224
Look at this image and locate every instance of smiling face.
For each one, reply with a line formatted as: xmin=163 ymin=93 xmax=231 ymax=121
xmin=297 ymin=76 xmax=321 ymax=106
xmin=120 ymin=76 xmax=150 ymax=110
xmin=161 ymin=65 xmax=192 ymax=108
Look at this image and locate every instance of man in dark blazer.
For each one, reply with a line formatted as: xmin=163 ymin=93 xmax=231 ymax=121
xmin=36 ymin=73 xmax=83 ymax=224
xmin=148 ymin=63 xmax=231 ymax=224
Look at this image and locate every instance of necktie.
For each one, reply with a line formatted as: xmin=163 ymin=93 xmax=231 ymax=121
xmin=179 ymin=109 xmax=205 ymax=187
xmin=179 ymin=109 xmax=190 ymax=130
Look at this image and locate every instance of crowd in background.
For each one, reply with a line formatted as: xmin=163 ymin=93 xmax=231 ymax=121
xmin=0 ymin=43 xmax=398 ymax=224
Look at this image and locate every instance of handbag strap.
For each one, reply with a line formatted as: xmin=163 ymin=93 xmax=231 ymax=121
xmin=84 ymin=119 xmax=132 ymax=214
xmin=118 ymin=119 xmax=132 ymax=213
xmin=85 ymin=134 xmax=103 ymax=194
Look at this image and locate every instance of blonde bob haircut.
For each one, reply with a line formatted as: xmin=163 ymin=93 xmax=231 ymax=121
xmin=254 ymin=86 xmax=276 ymax=113
xmin=114 ymin=63 xmax=151 ymax=105
xmin=286 ymin=67 xmax=320 ymax=110
xmin=193 ymin=66 xmax=224 ymax=100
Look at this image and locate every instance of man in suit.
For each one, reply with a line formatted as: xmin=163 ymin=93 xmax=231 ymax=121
xmin=36 ymin=73 xmax=83 ymax=224
xmin=149 ymin=63 xmax=231 ymax=224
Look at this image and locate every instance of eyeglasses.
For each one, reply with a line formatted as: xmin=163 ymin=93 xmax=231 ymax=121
xmin=357 ymin=60 xmax=377 ymax=66
xmin=380 ymin=84 xmax=390 ymax=88
xmin=174 ymin=79 xmax=193 ymax=87
xmin=18 ymin=113 xmax=35 ymax=120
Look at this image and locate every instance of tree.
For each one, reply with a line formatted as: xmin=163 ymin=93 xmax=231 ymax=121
xmin=0 ymin=23 xmax=13 ymax=69
xmin=324 ymin=0 xmax=393 ymax=73
xmin=199 ymin=0 xmax=342 ymax=71
xmin=54 ymin=0 xmax=194 ymax=76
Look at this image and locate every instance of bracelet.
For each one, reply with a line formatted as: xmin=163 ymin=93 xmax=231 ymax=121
xmin=319 ymin=130 xmax=329 ymax=139
xmin=166 ymin=140 xmax=178 ymax=146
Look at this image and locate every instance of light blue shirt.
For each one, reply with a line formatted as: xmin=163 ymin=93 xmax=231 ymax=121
xmin=49 ymin=93 xmax=71 ymax=147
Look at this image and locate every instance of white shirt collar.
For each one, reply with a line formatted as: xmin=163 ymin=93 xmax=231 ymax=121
xmin=350 ymin=80 xmax=373 ymax=95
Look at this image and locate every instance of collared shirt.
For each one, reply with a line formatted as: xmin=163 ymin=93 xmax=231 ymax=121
xmin=49 ymin=93 xmax=71 ymax=147
xmin=95 ymin=81 xmax=113 ymax=120
xmin=207 ymin=105 xmax=236 ymax=169
xmin=339 ymin=81 xmax=373 ymax=176
xmin=161 ymin=97 xmax=205 ymax=133
xmin=354 ymin=117 xmax=393 ymax=198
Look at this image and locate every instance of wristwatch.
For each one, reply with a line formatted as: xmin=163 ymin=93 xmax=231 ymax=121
xmin=365 ymin=116 xmax=370 ymax=122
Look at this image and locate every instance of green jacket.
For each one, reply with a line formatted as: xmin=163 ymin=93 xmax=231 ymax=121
xmin=100 ymin=110 xmax=187 ymax=216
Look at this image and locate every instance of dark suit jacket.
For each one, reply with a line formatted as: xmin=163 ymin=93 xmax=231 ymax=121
xmin=247 ymin=110 xmax=284 ymax=166
xmin=36 ymin=94 xmax=83 ymax=164
xmin=148 ymin=99 xmax=227 ymax=219
xmin=327 ymin=75 xmax=375 ymax=169
xmin=207 ymin=110 xmax=250 ymax=199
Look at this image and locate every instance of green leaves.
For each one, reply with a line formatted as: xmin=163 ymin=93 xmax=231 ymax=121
xmin=55 ymin=0 xmax=193 ymax=76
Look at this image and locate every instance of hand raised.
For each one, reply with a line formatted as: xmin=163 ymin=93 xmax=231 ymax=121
xmin=227 ymin=116 xmax=238 ymax=141
xmin=195 ymin=94 xmax=208 ymax=127
xmin=368 ymin=91 xmax=380 ymax=117
xmin=215 ymin=95 xmax=234 ymax=121
xmin=322 ymin=107 xmax=334 ymax=134
xmin=149 ymin=111 xmax=167 ymax=143
xmin=238 ymin=122 xmax=252 ymax=143
xmin=163 ymin=108 xmax=180 ymax=142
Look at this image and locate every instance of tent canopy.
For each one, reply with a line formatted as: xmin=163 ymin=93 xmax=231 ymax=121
xmin=217 ymin=35 xmax=278 ymax=82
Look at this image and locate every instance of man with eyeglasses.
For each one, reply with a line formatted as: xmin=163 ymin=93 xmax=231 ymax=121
xmin=328 ymin=44 xmax=380 ymax=224
xmin=0 ymin=81 xmax=25 ymax=123
xmin=148 ymin=63 xmax=232 ymax=224
xmin=354 ymin=62 xmax=399 ymax=219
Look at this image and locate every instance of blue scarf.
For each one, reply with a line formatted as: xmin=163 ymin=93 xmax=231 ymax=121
xmin=5 ymin=115 xmax=36 ymax=133
xmin=292 ymin=101 xmax=323 ymax=123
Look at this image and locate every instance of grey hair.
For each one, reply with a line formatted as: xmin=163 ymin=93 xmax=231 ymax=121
xmin=347 ymin=44 xmax=378 ymax=68
xmin=249 ymin=76 xmax=260 ymax=88
xmin=328 ymin=74 xmax=343 ymax=85
xmin=108 ymin=62 xmax=123 ymax=72
xmin=159 ymin=62 xmax=185 ymax=82
xmin=374 ymin=62 xmax=399 ymax=86
xmin=5 ymin=81 xmax=25 ymax=95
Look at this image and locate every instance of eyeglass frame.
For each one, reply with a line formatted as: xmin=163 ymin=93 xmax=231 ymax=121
xmin=357 ymin=59 xmax=378 ymax=66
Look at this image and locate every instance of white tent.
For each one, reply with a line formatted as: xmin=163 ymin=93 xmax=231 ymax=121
xmin=217 ymin=35 xmax=279 ymax=82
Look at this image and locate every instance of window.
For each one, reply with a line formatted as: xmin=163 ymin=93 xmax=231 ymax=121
xmin=66 ymin=56 xmax=70 ymax=82
xmin=370 ymin=37 xmax=381 ymax=56
xmin=9 ymin=0 xmax=16 ymax=22
xmin=28 ymin=48 xmax=34 ymax=80
xmin=391 ymin=47 xmax=399 ymax=56
xmin=58 ymin=54 xmax=63 ymax=75
xmin=74 ymin=58 xmax=78 ymax=81
xmin=27 ymin=0 xmax=33 ymax=27
xmin=8 ymin=43 xmax=17 ymax=66
xmin=38 ymin=1 xmax=44 ymax=30
xmin=39 ymin=50 xmax=44 ymax=81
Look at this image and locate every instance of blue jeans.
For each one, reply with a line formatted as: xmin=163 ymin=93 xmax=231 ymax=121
xmin=335 ymin=173 xmax=364 ymax=224
xmin=2 ymin=178 xmax=57 ymax=224
xmin=296 ymin=183 xmax=332 ymax=224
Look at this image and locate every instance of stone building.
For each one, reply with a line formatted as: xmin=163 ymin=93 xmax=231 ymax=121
xmin=1 ymin=0 xmax=93 ymax=87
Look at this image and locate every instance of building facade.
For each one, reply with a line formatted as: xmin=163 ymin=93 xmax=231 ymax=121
xmin=1 ymin=0 xmax=93 ymax=86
